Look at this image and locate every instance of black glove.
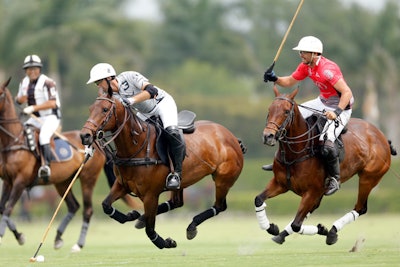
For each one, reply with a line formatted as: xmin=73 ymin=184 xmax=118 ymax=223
xmin=263 ymin=70 xmax=278 ymax=83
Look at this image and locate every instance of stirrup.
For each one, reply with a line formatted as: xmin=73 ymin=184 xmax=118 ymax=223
xmin=166 ymin=173 xmax=181 ymax=190
xmin=38 ymin=165 xmax=51 ymax=180
xmin=324 ymin=177 xmax=340 ymax=196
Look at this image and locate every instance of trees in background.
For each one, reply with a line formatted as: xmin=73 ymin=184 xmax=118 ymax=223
xmin=0 ymin=0 xmax=399 ymax=157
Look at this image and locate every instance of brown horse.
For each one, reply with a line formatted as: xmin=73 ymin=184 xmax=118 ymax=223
xmin=80 ymin=91 xmax=246 ymax=249
xmin=255 ymin=86 xmax=397 ymax=245
xmin=0 ymin=78 xmax=136 ymax=252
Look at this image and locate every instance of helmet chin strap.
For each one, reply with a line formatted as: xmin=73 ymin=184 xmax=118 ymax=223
xmin=106 ymin=78 xmax=113 ymax=97
xmin=306 ymin=53 xmax=319 ymax=66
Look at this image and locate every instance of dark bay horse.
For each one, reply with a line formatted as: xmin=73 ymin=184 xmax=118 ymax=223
xmin=80 ymin=92 xmax=246 ymax=249
xmin=255 ymin=86 xmax=397 ymax=245
xmin=0 ymin=78 xmax=131 ymax=252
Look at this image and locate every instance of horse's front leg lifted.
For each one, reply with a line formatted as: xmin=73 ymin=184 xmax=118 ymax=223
xmin=254 ymin=196 xmax=280 ymax=236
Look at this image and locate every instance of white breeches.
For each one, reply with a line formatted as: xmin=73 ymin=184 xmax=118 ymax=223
xmin=25 ymin=115 xmax=60 ymax=145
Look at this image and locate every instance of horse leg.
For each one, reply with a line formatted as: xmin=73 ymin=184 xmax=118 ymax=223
xmin=102 ymin=182 xmax=141 ymax=224
xmin=254 ymin=178 xmax=287 ymax=237
xmin=0 ymin=180 xmax=12 ymax=215
xmin=143 ymin=194 xmax=177 ymax=249
xmin=0 ymin=180 xmax=25 ymax=246
xmin=272 ymin=213 xmax=328 ymax=244
xmin=272 ymin=192 xmax=324 ymax=244
xmin=70 ymin=179 xmax=97 ymax=252
xmin=186 ymin=177 xmax=235 ymax=240
xmin=326 ymin=173 xmax=379 ymax=245
xmin=53 ymin=182 xmax=80 ymax=250
xmin=135 ymin=191 xmax=183 ymax=229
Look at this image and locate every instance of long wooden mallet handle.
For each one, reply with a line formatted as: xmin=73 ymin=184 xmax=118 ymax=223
xmin=29 ymin=154 xmax=90 ymax=262
xmin=267 ymin=0 xmax=305 ymax=72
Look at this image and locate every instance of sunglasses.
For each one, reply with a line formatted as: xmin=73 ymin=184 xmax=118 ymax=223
xmin=95 ymin=79 xmax=103 ymax=86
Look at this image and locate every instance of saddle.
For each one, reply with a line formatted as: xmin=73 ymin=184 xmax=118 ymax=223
xmin=152 ymin=110 xmax=196 ymax=165
xmin=307 ymin=114 xmax=346 ymax=162
xmin=24 ymin=125 xmax=74 ymax=163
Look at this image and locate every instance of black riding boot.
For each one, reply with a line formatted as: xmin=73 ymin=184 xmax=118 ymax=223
xmin=165 ymin=126 xmax=186 ymax=190
xmin=321 ymin=140 xmax=341 ymax=196
xmin=38 ymin=144 xmax=52 ymax=182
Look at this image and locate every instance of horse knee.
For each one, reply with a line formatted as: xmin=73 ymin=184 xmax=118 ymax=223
xmin=102 ymin=202 xmax=114 ymax=215
xmin=255 ymin=195 xmax=265 ymax=207
xmin=291 ymin=222 xmax=301 ymax=233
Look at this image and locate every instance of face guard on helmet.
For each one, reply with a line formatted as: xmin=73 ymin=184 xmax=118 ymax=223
xmin=292 ymin=36 xmax=323 ymax=54
xmin=87 ymin=63 xmax=116 ymax=84
xmin=23 ymin=55 xmax=43 ymax=69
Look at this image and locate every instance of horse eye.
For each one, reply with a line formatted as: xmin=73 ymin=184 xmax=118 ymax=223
xmin=285 ymin=110 xmax=290 ymax=115
xmin=102 ymin=107 xmax=108 ymax=113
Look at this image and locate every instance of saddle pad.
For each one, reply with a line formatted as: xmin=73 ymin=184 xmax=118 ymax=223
xmin=53 ymin=138 xmax=73 ymax=162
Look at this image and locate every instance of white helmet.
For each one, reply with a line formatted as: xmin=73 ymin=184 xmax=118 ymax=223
xmin=87 ymin=63 xmax=116 ymax=84
xmin=292 ymin=36 xmax=323 ymax=54
xmin=23 ymin=55 xmax=43 ymax=69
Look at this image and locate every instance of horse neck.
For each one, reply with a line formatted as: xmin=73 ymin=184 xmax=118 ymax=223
xmin=113 ymin=111 xmax=154 ymax=158
xmin=0 ymin=91 xmax=24 ymax=148
xmin=279 ymin=106 xmax=311 ymax=158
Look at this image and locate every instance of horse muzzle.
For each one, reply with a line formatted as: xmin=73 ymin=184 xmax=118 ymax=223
xmin=263 ymin=133 xmax=277 ymax=146
xmin=80 ymin=132 xmax=94 ymax=146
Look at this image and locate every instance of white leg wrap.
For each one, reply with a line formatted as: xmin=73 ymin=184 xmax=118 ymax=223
xmin=299 ymin=225 xmax=318 ymax=235
xmin=255 ymin=202 xmax=270 ymax=230
xmin=333 ymin=210 xmax=359 ymax=231
xmin=283 ymin=220 xmax=294 ymax=235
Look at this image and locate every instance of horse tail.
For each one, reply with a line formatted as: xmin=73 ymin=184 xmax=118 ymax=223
xmin=237 ymin=138 xmax=247 ymax=154
xmin=388 ymin=140 xmax=397 ymax=156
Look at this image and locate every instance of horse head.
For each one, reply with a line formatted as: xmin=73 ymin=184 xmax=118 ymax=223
xmin=0 ymin=77 xmax=12 ymax=112
xmin=263 ymin=85 xmax=298 ymax=146
xmin=80 ymin=93 xmax=121 ymax=146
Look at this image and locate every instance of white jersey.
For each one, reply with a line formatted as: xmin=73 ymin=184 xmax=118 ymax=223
xmin=18 ymin=74 xmax=61 ymax=118
xmin=117 ymin=71 xmax=166 ymax=113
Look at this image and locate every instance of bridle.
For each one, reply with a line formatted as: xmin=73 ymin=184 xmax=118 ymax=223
xmin=266 ymin=96 xmax=324 ymax=166
xmin=0 ymin=87 xmax=28 ymax=152
xmin=82 ymin=97 xmax=127 ymax=146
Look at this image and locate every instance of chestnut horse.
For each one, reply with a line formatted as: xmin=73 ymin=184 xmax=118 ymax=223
xmin=80 ymin=92 xmax=246 ymax=249
xmin=0 ymin=78 xmax=134 ymax=252
xmin=255 ymin=86 xmax=397 ymax=245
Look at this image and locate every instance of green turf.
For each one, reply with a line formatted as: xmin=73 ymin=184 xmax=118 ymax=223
xmin=1 ymin=213 xmax=399 ymax=267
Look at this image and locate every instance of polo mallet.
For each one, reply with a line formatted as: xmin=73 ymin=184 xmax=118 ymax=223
xmin=266 ymin=0 xmax=304 ymax=73
xmin=29 ymin=154 xmax=91 ymax=262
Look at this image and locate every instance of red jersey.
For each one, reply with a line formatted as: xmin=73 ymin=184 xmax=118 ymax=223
xmin=291 ymin=56 xmax=343 ymax=100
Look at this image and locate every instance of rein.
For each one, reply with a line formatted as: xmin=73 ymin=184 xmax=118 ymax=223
xmin=0 ymin=89 xmax=30 ymax=152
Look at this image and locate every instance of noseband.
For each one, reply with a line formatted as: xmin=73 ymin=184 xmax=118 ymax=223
xmin=266 ymin=96 xmax=295 ymax=140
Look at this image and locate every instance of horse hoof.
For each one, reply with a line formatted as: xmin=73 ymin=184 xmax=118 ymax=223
xmin=54 ymin=239 xmax=64 ymax=250
xmin=135 ymin=216 xmax=145 ymax=229
xmin=267 ymin=223 xmax=279 ymax=236
xmin=271 ymin=234 xmax=285 ymax=244
xmin=71 ymin=244 xmax=82 ymax=253
xmin=127 ymin=211 xmax=141 ymax=221
xmin=165 ymin=237 xmax=177 ymax=248
xmin=186 ymin=223 xmax=198 ymax=240
xmin=17 ymin=233 xmax=26 ymax=245
xmin=326 ymin=228 xmax=338 ymax=245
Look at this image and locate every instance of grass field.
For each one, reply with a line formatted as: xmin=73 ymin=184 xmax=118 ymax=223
xmin=1 ymin=213 xmax=399 ymax=267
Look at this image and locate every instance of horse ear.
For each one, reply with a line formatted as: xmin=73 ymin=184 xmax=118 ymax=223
xmin=289 ymin=87 xmax=299 ymax=99
xmin=1 ymin=77 xmax=11 ymax=88
xmin=273 ymin=84 xmax=280 ymax=97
